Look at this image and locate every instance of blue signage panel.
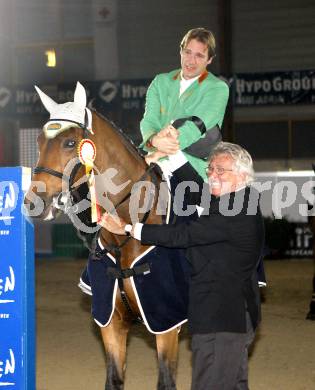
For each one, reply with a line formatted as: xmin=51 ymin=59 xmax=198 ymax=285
xmin=0 ymin=167 xmax=34 ymax=389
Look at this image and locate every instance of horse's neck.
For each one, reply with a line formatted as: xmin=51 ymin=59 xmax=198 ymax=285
xmin=93 ymin=112 xmax=144 ymax=174
xmin=92 ymin=113 xmax=154 ymax=220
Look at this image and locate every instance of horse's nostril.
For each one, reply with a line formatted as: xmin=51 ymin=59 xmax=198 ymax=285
xmin=28 ymin=202 xmax=36 ymax=212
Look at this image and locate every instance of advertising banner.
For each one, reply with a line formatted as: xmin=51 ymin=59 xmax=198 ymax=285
xmin=1 ymin=70 xmax=315 ymax=118
xmin=0 ymin=167 xmax=34 ymax=389
xmin=0 ymin=79 xmax=150 ymax=117
xmin=234 ymin=70 xmax=315 ymax=106
xmin=255 ymin=171 xmax=315 ymax=258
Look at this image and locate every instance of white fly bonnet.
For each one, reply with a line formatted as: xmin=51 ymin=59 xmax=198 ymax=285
xmin=35 ymin=81 xmax=93 ymax=139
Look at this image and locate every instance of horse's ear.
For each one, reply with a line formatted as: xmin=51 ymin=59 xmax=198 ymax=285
xmin=73 ymin=81 xmax=87 ymax=109
xmin=35 ymin=85 xmax=58 ymax=114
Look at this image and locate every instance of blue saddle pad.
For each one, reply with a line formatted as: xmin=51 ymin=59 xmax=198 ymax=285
xmin=79 ymin=173 xmax=193 ymax=333
xmin=79 ymin=242 xmax=190 ymax=333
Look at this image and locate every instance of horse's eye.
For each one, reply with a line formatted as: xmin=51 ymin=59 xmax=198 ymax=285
xmin=63 ymin=139 xmax=76 ymax=149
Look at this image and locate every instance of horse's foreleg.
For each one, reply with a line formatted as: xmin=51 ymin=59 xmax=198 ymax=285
xmin=155 ymin=328 xmax=179 ymax=390
xmin=100 ymin=314 xmax=130 ymax=390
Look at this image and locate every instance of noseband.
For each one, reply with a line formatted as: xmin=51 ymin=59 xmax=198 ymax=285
xmin=33 ymin=164 xmax=80 ymax=188
xmin=34 ymin=166 xmax=68 ymax=181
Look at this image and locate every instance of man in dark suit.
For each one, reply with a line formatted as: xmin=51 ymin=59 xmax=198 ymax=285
xmin=102 ymin=142 xmax=265 ymax=390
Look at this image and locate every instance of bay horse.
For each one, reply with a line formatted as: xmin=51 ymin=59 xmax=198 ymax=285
xmin=24 ymin=82 xmax=189 ymax=389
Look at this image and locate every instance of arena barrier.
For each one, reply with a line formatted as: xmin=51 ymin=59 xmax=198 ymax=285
xmin=0 ymin=167 xmax=34 ymax=389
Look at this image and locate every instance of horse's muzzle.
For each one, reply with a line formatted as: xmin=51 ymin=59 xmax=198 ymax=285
xmin=24 ymin=190 xmax=60 ymax=220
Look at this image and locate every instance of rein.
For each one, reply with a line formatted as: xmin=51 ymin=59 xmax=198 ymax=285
xmin=97 ymin=162 xmax=160 ymax=250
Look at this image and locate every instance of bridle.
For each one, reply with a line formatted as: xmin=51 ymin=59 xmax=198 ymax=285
xmin=34 ymin=118 xmax=91 ymax=185
xmin=34 ymin=118 xmax=160 ymax=216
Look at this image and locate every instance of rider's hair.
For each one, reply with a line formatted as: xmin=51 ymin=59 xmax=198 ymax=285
xmin=180 ymin=27 xmax=216 ymax=59
xmin=208 ymin=142 xmax=255 ymax=185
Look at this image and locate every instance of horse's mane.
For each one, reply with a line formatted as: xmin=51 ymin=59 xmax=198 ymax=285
xmin=92 ymin=108 xmax=145 ymax=163
xmin=73 ymin=109 xmax=162 ymax=249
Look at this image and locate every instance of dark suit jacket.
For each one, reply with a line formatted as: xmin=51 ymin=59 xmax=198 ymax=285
xmin=141 ymin=162 xmax=265 ymax=334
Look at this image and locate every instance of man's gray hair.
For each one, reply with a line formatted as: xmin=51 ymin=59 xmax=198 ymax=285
xmin=209 ymin=142 xmax=254 ymax=184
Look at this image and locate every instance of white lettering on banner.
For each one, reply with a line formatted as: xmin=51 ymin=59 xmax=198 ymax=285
xmin=15 ymin=90 xmax=38 ymax=104
xmin=301 ymin=76 xmax=311 ymax=90
xmin=256 ymin=95 xmax=285 ymax=104
xmin=235 ymin=78 xmax=245 ymax=94
xmin=273 ymin=77 xmax=282 ymax=92
xmin=4 ymin=267 xmax=15 ymax=294
xmin=0 ymin=182 xmax=18 ymax=225
xmin=294 ymin=226 xmax=312 ymax=248
xmin=0 ymin=266 xmax=15 ymax=303
xmin=0 ymin=87 xmax=11 ymax=109
xmin=286 ymin=249 xmax=313 ymax=256
xmin=237 ymin=73 xmax=315 ymax=101
xmin=0 ymin=349 xmax=15 ymax=384
xmin=236 ymin=95 xmax=255 ymax=105
xmin=4 ymin=185 xmax=15 ymax=210
xmin=99 ymin=81 xmax=118 ymax=103
xmin=58 ymin=90 xmax=75 ymax=102
xmin=285 ymin=225 xmax=313 ymax=257
xmin=122 ymin=101 xmax=140 ymax=109
xmin=0 ymin=314 xmax=9 ymax=319
xmin=17 ymin=106 xmax=35 ymax=114
xmin=262 ymin=80 xmax=271 ymax=92
xmin=121 ymin=84 xmax=147 ymax=99
xmin=236 ymin=79 xmax=273 ymax=94
xmin=283 ymin=79 xmax=291 ymax=91
xmin=292 ymin=78 xmax=301 ymax=91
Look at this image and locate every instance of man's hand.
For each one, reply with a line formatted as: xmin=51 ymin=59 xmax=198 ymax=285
xmin=160 ymin=125 xmax=179 ymax=138
xmin=151 ymin=125 xmax=180 ymax=154
xmin=145 ymin=150 xmax=168 ymax=165
xmin=100 ymin=213 xmax=127 ymax=235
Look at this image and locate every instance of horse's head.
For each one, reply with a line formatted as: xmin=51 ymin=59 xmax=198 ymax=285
xmin=24 ymin=82 xmax=93 ymax=220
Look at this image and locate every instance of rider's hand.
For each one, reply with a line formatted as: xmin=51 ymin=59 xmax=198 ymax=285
xmin=145 ymin=150 xmax=168 ymax=165
xmin=158 ymin=125 xmax=179 ymax=139
xmin=151 ymin=125 xmax=179 ymax=154
xmin=100 ymin=213 xmax=127 ymax=235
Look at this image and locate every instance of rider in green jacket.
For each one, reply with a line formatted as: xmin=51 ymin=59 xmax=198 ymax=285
xmin=140 ymin=27 xmax=229 ymax=179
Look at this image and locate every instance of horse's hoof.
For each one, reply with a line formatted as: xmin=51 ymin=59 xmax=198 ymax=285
xmin=306 ymin=311 xmax=315 ymax=320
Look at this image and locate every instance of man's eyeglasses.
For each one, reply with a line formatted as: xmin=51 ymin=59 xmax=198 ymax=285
xmin=206 ymin=166 xmax=234 ymax=176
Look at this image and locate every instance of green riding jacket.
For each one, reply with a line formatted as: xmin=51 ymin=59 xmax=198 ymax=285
xmin=140 ymin=69 xmax=229 ymax=179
